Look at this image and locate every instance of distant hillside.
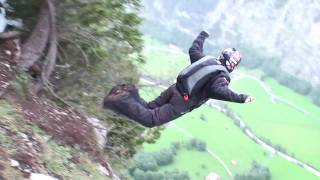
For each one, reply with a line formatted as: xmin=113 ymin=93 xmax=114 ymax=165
xmin=140 ymin=0 xmax=320 ymax=86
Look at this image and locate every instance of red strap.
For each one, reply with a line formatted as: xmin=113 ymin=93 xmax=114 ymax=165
xmin=223 ymin=77 xmax=229 ymax=85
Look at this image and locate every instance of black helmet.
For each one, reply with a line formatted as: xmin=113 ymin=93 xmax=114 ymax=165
xmin=219 ymin=48 xmax=242 ymax=73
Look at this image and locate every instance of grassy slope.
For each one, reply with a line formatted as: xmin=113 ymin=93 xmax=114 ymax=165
xmin=137 ymin=36 xmax=320 ymax=179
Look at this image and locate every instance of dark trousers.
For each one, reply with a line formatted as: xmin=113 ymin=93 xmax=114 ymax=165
xmin=113 ymin=35 xmax=204 ymax=127
xmin=113 ymin=85 xmax=189 ymax=128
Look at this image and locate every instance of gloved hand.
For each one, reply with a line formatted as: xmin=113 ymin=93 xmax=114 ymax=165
xmin=200 ymin=30 xmax=210 ymax=38
xmin=244 ymin=96 xmax=255 ymax=103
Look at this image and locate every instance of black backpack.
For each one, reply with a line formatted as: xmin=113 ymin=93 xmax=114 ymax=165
xmin=176 ymin=56 xmax=229 ymax=100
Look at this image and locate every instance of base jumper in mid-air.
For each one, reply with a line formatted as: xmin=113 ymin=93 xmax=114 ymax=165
xmin=103 ymin=31 xmax=255 ymax=128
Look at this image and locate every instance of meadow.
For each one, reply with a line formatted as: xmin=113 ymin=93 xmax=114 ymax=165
xmin=136 ymin=36 xmax=320 ymax=179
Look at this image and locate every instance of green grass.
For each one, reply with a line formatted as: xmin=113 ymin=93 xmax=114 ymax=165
xmin=268 ymin=156 xmax=320 ymax=180
xmin=138 ymin=36 xmax=189 ymax=79
xmin=143 ymin=127 xmax=229 ymax=179
xmin=229 ymin=78 xmax=320 ymax=168
xmin=265 ymin=77 xmax=320 ymax=118
xmin=136 ymin=36 xmax=320 ymax=179
xmin=159 ymin=149 xmax=228 ymax=179
xmin=139 ymin=87 xmax=319 ymax=180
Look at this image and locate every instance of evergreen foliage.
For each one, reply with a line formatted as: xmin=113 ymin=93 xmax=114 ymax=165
xmin=153 ymin=149 xmax=174 ymax=166
xmin=9 ymin=0 xmax=162 ymax=169
xmin=188 ymin=138 xmax=207 ymax=151
xmin=128 ymin=150 xmax=190 ymax=180
xmin=234 ymin=161 xmax=271 ymax=180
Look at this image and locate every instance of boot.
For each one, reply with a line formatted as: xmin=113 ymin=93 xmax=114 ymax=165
xmin=107 ymin=84 xmax=126 ymax=95
xmin=120 ymin=84 xmax=137 ymax=94
xmin=120 ymin=84 xmax=145 ymax=105
xmin=103 ymin=89 xmax=130 ymax=111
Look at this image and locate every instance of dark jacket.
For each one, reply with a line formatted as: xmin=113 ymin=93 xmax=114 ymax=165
xmin=105 ymin=32 xmax=248 ymax=128
xmin=186 ymin=31 xmax=248 ymax=110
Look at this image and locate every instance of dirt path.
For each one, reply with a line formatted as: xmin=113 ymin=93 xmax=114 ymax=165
xmin=205 ymin=99 xmax=320 ymax=177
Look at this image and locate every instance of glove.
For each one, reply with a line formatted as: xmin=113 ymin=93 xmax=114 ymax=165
xmin=244 ymin=96 xmax=255 ymax=103
xmin=200 ymin=30 xmax=210 ymax=38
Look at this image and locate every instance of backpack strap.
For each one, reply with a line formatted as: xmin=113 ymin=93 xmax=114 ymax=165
xmin=186 ymin=64 xmax=229 ymax=95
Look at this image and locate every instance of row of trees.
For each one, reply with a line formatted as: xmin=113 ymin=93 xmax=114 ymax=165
xmin=234 ymin=161 xmax=271 ymax=180
xmin=170 ymin=139 xmax=207 ymax=152
xmin=128 ymin=150 xmax=189 ymax=180
xmin=224 ymin=105 xmax=293 ymax=159
xmin=259 ymin=137 xmax=288 ymax=155
xmin=133 ymin=169 xmax=189 ymax=180
xmin=126 ymin=139 xmax=207 ymax=179
xmin=187 ymin=138 xmax=207 ymax=151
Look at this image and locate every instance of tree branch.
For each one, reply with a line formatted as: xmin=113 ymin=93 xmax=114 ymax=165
xmin=0 ymin=31 xmax=20 ymax=39
xmin=59 ymin=37 xmax=89 ymax=67
xmin=41 ymin=0 xmax=58 ymax=81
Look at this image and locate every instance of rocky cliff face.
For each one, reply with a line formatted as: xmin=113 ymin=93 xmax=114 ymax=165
xmin=141 ymin=0 xmax=320 ymax=85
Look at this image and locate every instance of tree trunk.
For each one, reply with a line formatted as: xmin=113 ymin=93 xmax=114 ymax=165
xmin=17 ymin=1 xmax=50 ymax=70
xmin=31 ymin=0 xmax=58 ymax=94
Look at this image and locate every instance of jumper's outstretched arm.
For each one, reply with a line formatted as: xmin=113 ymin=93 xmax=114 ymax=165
xmin=189 ymin=31 xmax=209 ymax=64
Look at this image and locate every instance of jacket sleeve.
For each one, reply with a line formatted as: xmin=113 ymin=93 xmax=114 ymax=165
xmin=189 ymin=31 xmax=209 ymax=64
xmin=208 ymin=76 xmax=248 ymax=103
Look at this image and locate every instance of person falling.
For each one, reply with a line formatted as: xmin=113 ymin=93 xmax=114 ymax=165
xmin=104 ymin=31 xmax=255 ymax=128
